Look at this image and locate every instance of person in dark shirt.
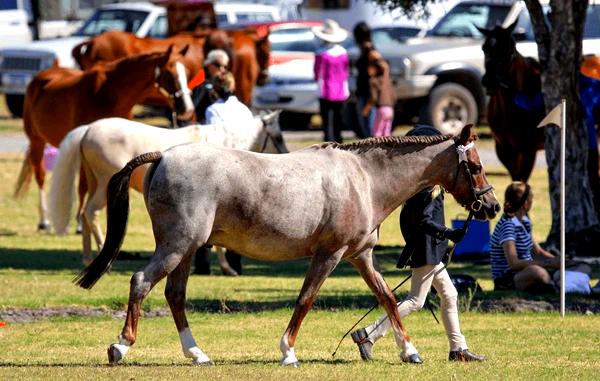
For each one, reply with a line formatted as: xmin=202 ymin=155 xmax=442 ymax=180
xmin=189 ymin=49 xmax=229 ymax=124
xmin=350 ymin=124 xmax=485 ymax=363
xmin=352 ymin=22 xmax=376 ymax=138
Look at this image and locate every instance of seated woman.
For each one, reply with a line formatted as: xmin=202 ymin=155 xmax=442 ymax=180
xmin=490 ymin=182 xmax=560 ymax=293
xmin=490 ymin=181 xmax=590 ymax=293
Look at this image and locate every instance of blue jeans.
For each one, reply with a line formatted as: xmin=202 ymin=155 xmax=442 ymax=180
xmin=357 ymin=96 xmax=375 ymax=138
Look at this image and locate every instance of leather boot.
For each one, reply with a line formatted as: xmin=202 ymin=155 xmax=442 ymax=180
xmin=449 ymin=348 xmax=485 ymax=362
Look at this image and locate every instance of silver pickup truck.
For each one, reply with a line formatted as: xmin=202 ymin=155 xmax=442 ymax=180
xmin=0 ymin=2 xmax=167 ymax=117
xmin=384 ymin=0 xmax=600 ymax=134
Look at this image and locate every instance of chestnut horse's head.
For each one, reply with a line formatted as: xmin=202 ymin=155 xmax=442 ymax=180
xmin=446 ymin=124 xmax=500 ymax=220
xmin=154 ymin=45 xmax=195 ymax=120
xmin=477 ymin=21 xmax=518 ymax=95
xmin=253 ymin=31 xmax=271 ymax=86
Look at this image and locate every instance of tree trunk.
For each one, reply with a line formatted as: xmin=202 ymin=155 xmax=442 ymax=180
xmin=525 ymin=0 xmax=598 ymax=252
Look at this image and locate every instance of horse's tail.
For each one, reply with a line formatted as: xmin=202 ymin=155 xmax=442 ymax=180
xmin=48 ymin=125 xmax=89 ymax=235
xmin=74 ymin=151 xmax=163 ymax=289
xmin=13 ymin=153 xmax=32 ymax=199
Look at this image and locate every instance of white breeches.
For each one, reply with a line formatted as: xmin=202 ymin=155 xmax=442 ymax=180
xmin=364 ymin=262 xmax=467 ymax=351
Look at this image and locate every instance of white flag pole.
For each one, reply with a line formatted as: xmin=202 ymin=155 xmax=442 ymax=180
xmin=560 ymin=98 xmax=566 ymax=318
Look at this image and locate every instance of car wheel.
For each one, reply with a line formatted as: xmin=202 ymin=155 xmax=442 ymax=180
xmin=279 ymin=111 xmax=313 ymax=130
xmin=427 ymin=83 xmax=477 ymax=135
xmin=5 ymin=94 xmax=24 ymax=118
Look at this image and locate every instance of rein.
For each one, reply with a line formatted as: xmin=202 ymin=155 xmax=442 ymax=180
xmin=331 ymin=211 xmax=475 ymax=358
xmin=154 ymin=66 xmax=192 ymax=100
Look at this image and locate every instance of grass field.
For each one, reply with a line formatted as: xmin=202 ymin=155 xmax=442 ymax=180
xmin=1 ymin=95 xmax=600 ymax=380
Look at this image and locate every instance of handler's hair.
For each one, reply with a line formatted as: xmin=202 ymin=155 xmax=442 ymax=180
xmin=503 ymin=181 xmax=531 ymax=215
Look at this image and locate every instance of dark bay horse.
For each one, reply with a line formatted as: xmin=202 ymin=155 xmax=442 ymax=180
xmin=15 ymin=46 xmax=195 ymax=230
xmin=75 ymin=124 xmax=499 ymax=366
xmin=478 ymin=21 xmax=545 ymax=181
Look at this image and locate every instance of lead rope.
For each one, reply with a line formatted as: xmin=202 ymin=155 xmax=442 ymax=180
xmin=331 ymin=210 xmax=474 ymax=358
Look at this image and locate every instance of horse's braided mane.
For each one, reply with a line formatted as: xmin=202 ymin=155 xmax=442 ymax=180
xmin=311 ymin=134 xmax=454 ymax=152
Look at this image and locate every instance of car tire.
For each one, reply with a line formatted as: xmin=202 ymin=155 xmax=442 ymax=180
xmin=279 ymin=111 xmax=312 ymax=130
xmin=427 ymin=83 xmax=477 ymax=135
xmin=5 ymin=94 xmax=24 ymax=118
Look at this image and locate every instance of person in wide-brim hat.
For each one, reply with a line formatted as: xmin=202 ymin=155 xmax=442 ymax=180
xmin=312 ymin=19 xmax=348 ymax=44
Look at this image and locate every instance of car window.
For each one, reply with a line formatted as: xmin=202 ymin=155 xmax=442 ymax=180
xmin=0 ymin=0 xmax=18 ymax=10
xmin=216 ymin=13 xmax=229 ymax=25
xmin=584 ymin=5 xmax=600 ymax=38
xmin=270 ymin=28 xmax=320 ymax=52
xmin=147 ymin=14 xmax=167 ymax=38
xmin=513 ymin=8 xmax=535 ymax=41
xmin=236 ymin=12 xmax=274 ymax=23
xmin=428 ymin=3 xmax=511 ymax=38
xmin=74 ymin=9 xmax=150 ymax=37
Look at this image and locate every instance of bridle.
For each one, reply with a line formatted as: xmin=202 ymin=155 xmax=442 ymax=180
xmin=154 ymin=66 xmax=192 ymax=101
xmin=259 ymin=127 xmax=286 ymax=154
xmin=448 ymin=141 xmax=493 ymax=213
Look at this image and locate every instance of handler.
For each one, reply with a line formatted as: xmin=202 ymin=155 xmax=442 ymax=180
xmin=350 ymin=124 xmax=485 ymax=363
xmin=186 ymin=49 xmax=230 ymax=124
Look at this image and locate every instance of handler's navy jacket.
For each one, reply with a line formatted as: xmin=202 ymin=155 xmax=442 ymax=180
xmin=398 ymin=186 xmax=449 ymax=269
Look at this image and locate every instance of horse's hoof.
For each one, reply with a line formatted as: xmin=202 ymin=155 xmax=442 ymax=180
xmin=222 ymin=269 xmax=239 ymax=276
xmin=401 ymin=352 xmax=423 ymax=364
xmin=107 ymin=344 xmax=123 ymax=365
xmin=281 ymin=361 xmax=300 ymax=368
xmin=37 ymin=222 xmax=50 ymax=231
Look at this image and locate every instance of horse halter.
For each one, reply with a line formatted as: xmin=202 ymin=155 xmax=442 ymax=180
xmin=154 ymin=66 xmax=192 ymax=100
xmin=450 ymin=142 xmax=493 ymax=212
xmin=259 ymin=128 xmax=286 ymax=154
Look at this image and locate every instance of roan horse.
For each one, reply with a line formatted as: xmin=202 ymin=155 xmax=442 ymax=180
xmin=48 ymin=112 xmax=288 ymax=267
xmin=74 ymin=124 xmax=499 ymax=366
xmin=14 ymin=45 xmax=195 ymax=230
xmin=478 ymin=21 xmax=545 ymax=181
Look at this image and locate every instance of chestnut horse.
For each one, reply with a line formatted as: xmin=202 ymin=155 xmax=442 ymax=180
xmin=72 ymin=30 xmax=206 ymax=107
xmin=75 ymin=124 xmax=499 ymax=366
xmin=73 ymin=28 xmax=271 ymax=106
xmin=15 ymin=46 xmax=195 ymax=230
xmin=478 ymin=21 xmax=545 ymax=181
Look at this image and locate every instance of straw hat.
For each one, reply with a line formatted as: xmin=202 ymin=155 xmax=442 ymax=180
xmin=312 ymin=19 xmax=348 ymax=44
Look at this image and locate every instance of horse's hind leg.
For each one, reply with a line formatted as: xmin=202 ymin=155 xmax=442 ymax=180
xmin=165 ymin=253 xmax=212 ymax=365
xmin=216 ymin=246 xmax=238 ymax=276
xmin=279 ymin=249 xmax=344 ymax=367
xmin=29 ymin=138 xmax=49 ymax=230
xmin=108 ymin=244 xmax=189 ymax=365
xmin=348 ymin=249 xmax=421 ymax=363
xmin=75 ymin=168 xmax=88 ymax=234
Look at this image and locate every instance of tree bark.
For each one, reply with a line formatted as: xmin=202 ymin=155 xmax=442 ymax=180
xmin=525 ymin=0 xmax=598 ymax=249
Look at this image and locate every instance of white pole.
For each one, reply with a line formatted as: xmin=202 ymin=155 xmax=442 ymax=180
xmin=560 ymin=98 xmax=566 ymax=318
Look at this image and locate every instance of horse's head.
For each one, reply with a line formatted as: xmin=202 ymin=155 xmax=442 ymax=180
xmin=259 ymin=109 xmax=288 ymax=154
xmin=253 ymin=31 xmax=271 ymax=86
xmin=154 ymin=44 xmax=195 ymax=120
xmin=445 ymin=124 xmax=500 ymax=220
xmin=477 ymin=21 xmax=518 ymax=95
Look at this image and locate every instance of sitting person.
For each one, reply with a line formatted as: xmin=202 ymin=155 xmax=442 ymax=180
xmin=490 ymin=181 xmax=591 ymax=293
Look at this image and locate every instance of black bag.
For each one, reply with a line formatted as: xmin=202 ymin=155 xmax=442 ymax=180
xmin=431 ymin=273 xmax=482 ymax=295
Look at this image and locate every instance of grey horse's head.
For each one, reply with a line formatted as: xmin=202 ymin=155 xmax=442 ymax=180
xmin=259 ymin=110 xmax=288 ymax=154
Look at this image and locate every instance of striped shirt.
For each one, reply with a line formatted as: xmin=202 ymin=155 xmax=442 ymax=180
xmin=489 ymin=214 xmax=533 ymax=279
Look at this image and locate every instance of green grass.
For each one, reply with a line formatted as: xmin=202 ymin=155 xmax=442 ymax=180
xmin=2 ymin=94 xmax=600 ymax=379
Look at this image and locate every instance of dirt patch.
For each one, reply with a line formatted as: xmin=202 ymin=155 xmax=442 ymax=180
xmin=1 ymin=298 xmax=598 ymax=324
xmin=0 ymin=307 xmax=170 ymax=324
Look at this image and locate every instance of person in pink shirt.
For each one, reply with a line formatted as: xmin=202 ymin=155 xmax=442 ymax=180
xmin=313 ymin=19 xmax=350 ymax=143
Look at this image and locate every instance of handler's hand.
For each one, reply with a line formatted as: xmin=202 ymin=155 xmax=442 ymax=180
xmin=445 ymin=227 xmax=467 ymax=243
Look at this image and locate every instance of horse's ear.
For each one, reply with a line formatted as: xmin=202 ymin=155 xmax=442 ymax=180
xmin=458 ymin=124 xmax=477 ymax=145
xmin=475 ymin=24 xmax=491 ymax=37
xmin=166 ymin=44 xmax=174 ymax=56
xmin=506 ymin=19 xmax=518 ymax=34
xmin=179 ymin=44 xmax=190 ymax=57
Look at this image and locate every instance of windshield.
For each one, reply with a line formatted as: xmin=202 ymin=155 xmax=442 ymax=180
xmin=270 ymin=28 xmax=320 ymax=52
xmin=74 ymin=9 xmax=150 ymax=37
xmin=428 ymin=3 xmax=511 ymax=38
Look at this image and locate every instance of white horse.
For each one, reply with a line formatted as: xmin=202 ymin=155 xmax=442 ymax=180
xmin=48 ymin=113 xmax=287 ymax=267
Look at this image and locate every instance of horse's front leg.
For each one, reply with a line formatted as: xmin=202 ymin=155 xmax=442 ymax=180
xmin=165 ymin=253 xmax=213 ymax=365
xmin=108 ymin=249 xmax=184 ymax=365
xmin=280 ymin=248 xmax=344 ymax=367
xmin=348 ymin=247 xmax=421 ymax=364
